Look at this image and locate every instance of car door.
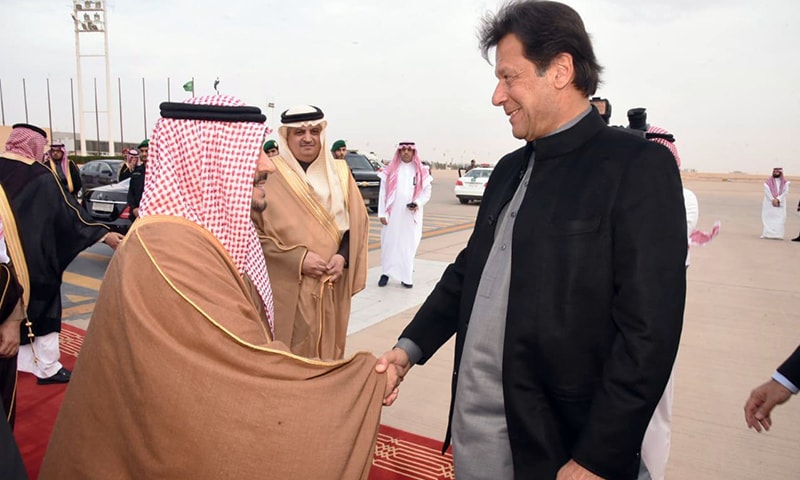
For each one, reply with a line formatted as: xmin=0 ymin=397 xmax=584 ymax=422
xmin=98 ymin=162 xmax=116 ymax=186
xmin=80 ymin=162 xmax=98 ymax=189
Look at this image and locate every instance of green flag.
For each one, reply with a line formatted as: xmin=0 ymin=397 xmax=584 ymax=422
xmin=182 ymin=80 xmax=194 ymax=92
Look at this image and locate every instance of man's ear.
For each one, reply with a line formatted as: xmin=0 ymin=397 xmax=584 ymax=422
xmin=551 ymin=52 xmax=575 ymax=90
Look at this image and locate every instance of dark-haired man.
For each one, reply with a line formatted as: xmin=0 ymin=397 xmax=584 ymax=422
xmin=127 ymin=139 xmax=149 ymax=219
xmin=376 ymin=2 xmax=687 ymax=479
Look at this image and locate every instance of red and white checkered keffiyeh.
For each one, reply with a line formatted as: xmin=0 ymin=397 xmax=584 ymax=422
xmin=380 ymin=145 xmax=431 ymax=216
xmin=4 ymin=126 xmax=47 ymax=162
xmin=645 ymin=125 xmax=720 ymax=248
xmin=646 ymin=125 xmax=681 ymax=167
xmin=139 ymin=95 xmax=274 ymax=329
xmin=48 ymin=144 xmax=69 ymax=175
xmin=766 ymin=168 xmax=788 ymax=199
xmin=124 ymin=148 xmax=141 ymax=170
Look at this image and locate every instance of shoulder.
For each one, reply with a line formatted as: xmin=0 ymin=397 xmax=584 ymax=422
xmin=593 ymin=125 xmax=651 ymax=150
xmin=592 ymin=127 xmax=676 ymax=171
xmin=129 ymin=217 xmax=235 ymax=275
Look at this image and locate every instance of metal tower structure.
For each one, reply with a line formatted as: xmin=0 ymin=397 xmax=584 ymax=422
xmin=71 ymin=0 xmax=114 ymax=155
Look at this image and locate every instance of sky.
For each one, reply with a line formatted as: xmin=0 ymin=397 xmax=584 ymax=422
xmin=2 ymin=0 xmax=799 ymax=173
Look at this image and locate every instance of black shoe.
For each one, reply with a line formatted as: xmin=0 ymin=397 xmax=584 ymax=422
xmin=378 ymin=275 xmax=389 ymax=287
xmin=37 ymin=367 xmax=71 ymax=385
xmin=792 ymin=236 xmax=800 ymax=242
xmin=401 ymin=282 xmax=413 ymax=289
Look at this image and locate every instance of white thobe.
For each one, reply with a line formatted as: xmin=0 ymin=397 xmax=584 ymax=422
xmin=378 ymin=163 xmax=432 ymax=285
xmin=640 ymin=188 xmax=699 ymax=480
xmin=761 ymin=181 xmax=789 ymax=239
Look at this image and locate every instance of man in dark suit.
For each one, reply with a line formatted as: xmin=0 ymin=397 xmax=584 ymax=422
xmin=127 ymin=139 xmax=148 ymax=219
xmin=375 ymin=1 xmax=687 ymax=479
xmin=744 ymin=346 xmax=799 ymax=432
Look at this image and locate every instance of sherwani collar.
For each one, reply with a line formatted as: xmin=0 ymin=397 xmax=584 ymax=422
xmin=530 ymin=108 xmax=607 ymax=161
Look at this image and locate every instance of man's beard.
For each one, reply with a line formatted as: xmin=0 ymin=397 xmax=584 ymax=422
xmin=251 ymin=172 xmax=269 ymax=212
xmin=251 ymin=197 xmax=267 ymax=212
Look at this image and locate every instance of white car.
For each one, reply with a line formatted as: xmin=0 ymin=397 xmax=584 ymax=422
xmin=454 ymin=167 xmax=493 ymax=204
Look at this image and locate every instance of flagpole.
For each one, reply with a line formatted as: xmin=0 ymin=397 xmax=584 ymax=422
xmin=118 ymin=77 xmax=124 ymax=146
xmin=22 ymin=78 xmax=29 ymax=123
xmin=70 ymin=78 xmax=77 ymax=153
xmin=94 ymin=77 xmax=100 ymax=154
xmin=46 ymin=78 xmax=53 ymax=136
xmin=142 ymin=77 xmax=147 ymax=140
xmin=0 ymin=79 xmax=5 ymax=125
xmin=167 ymin=77 xmax=171 ymax=102
xmin=267 ymin=99 xmax=275 ymax=130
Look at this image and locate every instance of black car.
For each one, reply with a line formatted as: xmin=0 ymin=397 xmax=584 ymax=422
xmin=342 ymin=152 xmax=381 ymax=213
xmin=81 ymin=178 xmax=133 ymax=234
xmin=79 ymin=159 xmax=124 ymax=192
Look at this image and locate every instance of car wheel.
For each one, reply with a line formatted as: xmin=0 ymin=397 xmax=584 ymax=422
xmin=458 ymin=197 xmax=469 ymax=204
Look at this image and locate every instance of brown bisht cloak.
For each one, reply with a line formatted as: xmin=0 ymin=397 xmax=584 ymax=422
xmin=252 ymin=156 xmax=368 ymax=360
xmin=40 ymin=216 xmax=384 ymax=480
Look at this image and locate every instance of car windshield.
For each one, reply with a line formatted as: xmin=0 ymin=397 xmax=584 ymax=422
xmin=465 ymin=169 xmax=492 ymax=179
xmin=344 ymin=153 xmax=374 ymax=170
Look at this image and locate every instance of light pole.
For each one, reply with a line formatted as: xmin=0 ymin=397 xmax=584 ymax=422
xmin=72 ymin=1 xmax=114 ymax=156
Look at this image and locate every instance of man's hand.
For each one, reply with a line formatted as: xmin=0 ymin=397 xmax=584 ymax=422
xmin=104 ymin=232 xmax=124 ymax=250
xmin=326 ymin=254 xmax=346 ymax=282
xmin=0 ymin=318 xmax=22 ymax=358
xmin=556 ymin=460 xmax=605 ymax=480
xmin=302 ymin=251 xmax=328 ymax=279
xmin=744 ymin=379 xmax=793 ymax=432
xmin=379 ymin=217 xmax=388 ymax=226
xmin=772 ymin=198 xmax=781 ymax=207
xmin=132 ymin=207 xmax=140 ymax=217
xmin=375 ymin=347 xmax=412 ymax=406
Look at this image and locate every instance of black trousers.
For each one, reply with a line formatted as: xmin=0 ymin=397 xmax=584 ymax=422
xmin=0 ymin=355 xmax=17 ymax=428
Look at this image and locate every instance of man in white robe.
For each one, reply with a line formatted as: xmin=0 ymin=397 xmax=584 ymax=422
xmin=377 ymin=142 xmax=432 ymax=288
xmin=638 ymin=119 xmax=719 ymax=480
xmin=761 ymin=167 xmax=789 ymax=239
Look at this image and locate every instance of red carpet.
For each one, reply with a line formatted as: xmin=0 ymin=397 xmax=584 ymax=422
xmin=13 ymin=323 xmax=83 ymax=480
xmin=371 ymin=424 xmax=454 ymax=480
xmin=12 ymin=325 xmax=455 ymax=480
